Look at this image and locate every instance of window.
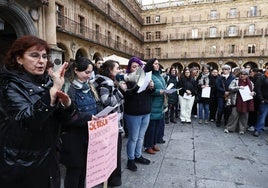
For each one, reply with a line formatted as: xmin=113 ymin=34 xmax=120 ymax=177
xmin=209 ymin=27 xmax=217 ymax=37
xmin=228 ymin=25 xmax=237 ymax=36
xmin=146 ymin=16 xmax=151 ymax=24
xmin=56 ymin=4 xmax=64 ymax=26
xmin=229 ymin=8 xmax=237 ymax=18
xmin=230 ymin=44 xmax=235 ymax=54
xmin=116 ymin=36 xmax=120 ymax=49
xmin=155 ymin=31 xmax=161 ymax=39
xmin=155 ymin=48 xmax=161 ymax=56
xmin=95 ymin=24 xmax=100 ymax=41
xmin=107 ymin=31 xmax=111 ymax=46
xmin=146 ymin=48 xmax=151 ymax=56
xmin=146 ymin=32 xmax=151 ymax=40
xmin=249 ymin=6 xmax=257 ymax=16
xmin=155 ymin=15 xmax=160 ymax=23
xmin=192 ymin=28 xmax=198 ymax=38
xmin=78 ymin=15 xmax=84 ymax=34
xmin=248 ymin=44 xmax=256 ymax=53
xmin=210 ymin=10 xmax=217 ymax=19
xmin=209 ymin=45 xmax=217 ymax=54
xmin=249 ymin=24 xmax=255 ymax=34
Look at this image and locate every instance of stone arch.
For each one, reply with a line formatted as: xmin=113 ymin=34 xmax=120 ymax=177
xmin=243 ymin=61 xmax=258 ymax=69
xmin=225 ymin=61 xmax=237 ymax=69
xmin=207 ymin=62 xmax=219 ymax=71
xmin=171 ymin=62 xmax=183 ymax=73
xmin=0 ymin=1 xmax=37 ymax=37
xmin=188 ymin=62 xmax=200 ymax=69
xmin=75 ymin=48 xmax=87 ymax=59
xmin=57 ymin=43 xmax=70 ymax=62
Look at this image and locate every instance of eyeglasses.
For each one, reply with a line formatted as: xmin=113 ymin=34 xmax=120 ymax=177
xmin=25 ymin=52 xmax=49 ymax=61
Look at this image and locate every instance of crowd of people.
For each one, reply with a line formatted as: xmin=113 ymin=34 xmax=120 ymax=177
xmin=0 ymin=35 xmax=267 ymax=188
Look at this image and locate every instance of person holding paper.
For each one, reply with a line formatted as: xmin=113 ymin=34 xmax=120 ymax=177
xmin=60 ymin=57 xmax=100 ymax=188
xmin=177 ymin=67 xmax=197 ymax=124
xmin=122 ymin=57 xmax=155 ymax=171
xmin=164 ymin=66 xmax=179 ymax=124
xmin=196 ymin=65 xmax=212 ymax=124
xmin=144 ymin=58 xmax=166 ymax=154
xmin=93 ymin=60 xmax=125 ymax=187
xmin=224 ymin=69 xmax=255 ymax=135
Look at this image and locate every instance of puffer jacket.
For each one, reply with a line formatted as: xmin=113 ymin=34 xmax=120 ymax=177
xmin=0 ymin=67 xmax=75 ymax=186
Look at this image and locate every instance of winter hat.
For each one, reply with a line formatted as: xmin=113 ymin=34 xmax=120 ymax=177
xmin=240 ymin=69 xmax=249 ymax=75
xmin=126 ymin=57 xmax=143 ymax=73
xmin=144 ymin=58 xmax=157 ymax=72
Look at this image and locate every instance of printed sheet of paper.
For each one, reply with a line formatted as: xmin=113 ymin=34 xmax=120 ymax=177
xmin=239 ymin=85 xmax=253 ymax=102
xmin=201 ymin=86 xmax=211 ymax=98
xmin=86 ymin=113 xmax=118 ymax=188
xmin=137 ymin=71 xmax=152 ymax=93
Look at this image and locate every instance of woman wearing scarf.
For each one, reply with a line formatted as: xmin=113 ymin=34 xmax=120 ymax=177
xmin=224 ymin=69 xmax=255 ymax=134
xmin=60 ymin=57 xmax=99 ymax=188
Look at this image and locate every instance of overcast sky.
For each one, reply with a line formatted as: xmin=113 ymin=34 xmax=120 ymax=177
xmin=141 ymin=0 xmax=170 ymax=5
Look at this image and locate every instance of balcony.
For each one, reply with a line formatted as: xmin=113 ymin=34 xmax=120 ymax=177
xmin=170 ymin=33 xmax=185 ymax=41
xmin=83 ymin=0 xmax=143 ymax=41
xmin=144 ymin=34 xmax=168 ymax=42
xmin=226 ymin=11 xmax=240 ymax=19
xmin=204 ymin=31 xmax=222 ymax=39
xmin=56 ymin=13 xmax=143 ymax=58
xmin=143 ymin=16 xmax=167 ymax=25
xmin=244 ymin=29 xmax=263 ymax=37
xmin=144 ymin=49 xmax=267 ymax=61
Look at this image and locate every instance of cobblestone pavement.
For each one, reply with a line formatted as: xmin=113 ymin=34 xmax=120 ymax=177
xmin=61 ymin=118 xmax=268 ymax=188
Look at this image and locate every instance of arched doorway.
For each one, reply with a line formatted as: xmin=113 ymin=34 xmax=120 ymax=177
xmin=171 ymin=62 xmax=183 ymax=73
xmin=243 ymin=61 xmax=258 ymax=69
xmin=207 ymin=62 xmax=219 ymax=71
xmin=188 ymin=62 xmax=200 ymax=70
xmin=0 ymin=1 xmax=37 ymax=62
xmin=225 ymin=61 xmax=237 ymax=69
xmin=75 ymin=48 xmax=87 ymax=59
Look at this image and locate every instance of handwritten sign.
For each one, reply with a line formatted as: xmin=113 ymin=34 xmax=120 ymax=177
xmin=86 ymin=112 xmax=118 ymax=188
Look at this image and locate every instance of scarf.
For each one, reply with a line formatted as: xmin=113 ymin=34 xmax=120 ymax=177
xmin=236 ymin=77 xmax=254 ymax=112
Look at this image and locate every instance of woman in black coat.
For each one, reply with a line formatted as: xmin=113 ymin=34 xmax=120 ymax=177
xmin=0 ymin=35 xmax=75 ymax=188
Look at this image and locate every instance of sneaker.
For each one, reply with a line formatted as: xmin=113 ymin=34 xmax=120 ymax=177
xmin=127 ymin=160 xmax=137 ymax=171
xmin=205 ymin=120 xmax=209 ymax=124
xmin=239 ymin=131 xmax=244 ymax=135
xmin=248 ymin=126 xmax=255 ymax=132
xmin=224 ymin=129 xmax=229 ymax=133
xmin=198 ymin=120 xmax=203 ymax=124
xmin=135 ymin=156 xmax=150 ymax=165
xmin=210 ymin=119 xmax=214 ymax=122
xmin=253 ymin=131 xmax=260 ymax=137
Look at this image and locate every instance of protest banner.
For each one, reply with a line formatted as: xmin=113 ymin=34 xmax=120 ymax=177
xmin=86 ymin=112 xmax=118 ymax=188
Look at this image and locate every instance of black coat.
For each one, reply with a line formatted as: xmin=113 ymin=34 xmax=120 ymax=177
xmin=0 ymin=67 xmax=75 ymax=187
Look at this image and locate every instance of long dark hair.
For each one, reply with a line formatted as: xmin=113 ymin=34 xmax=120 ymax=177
xmin=99 ymin=60 xmax=119 ymax=79
xmin=66 ymin=57 xmax=94 ymax=82
xmin=4 ymin=35 xmax=52 ymax=70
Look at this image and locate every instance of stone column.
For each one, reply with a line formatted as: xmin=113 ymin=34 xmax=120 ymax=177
xmin=44 ymin=0 xmax=63 ymax=70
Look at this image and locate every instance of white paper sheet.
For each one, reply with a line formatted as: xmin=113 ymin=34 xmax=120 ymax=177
xmin=201 ymin=86 xmax=211 ymax=98
xmin=95 ymin=105 xmax=118 ymax=117
xmin=137 ymin=71 xmax=152 ymax=93
xmin=239 ymin=85 xmax=253 ymax=102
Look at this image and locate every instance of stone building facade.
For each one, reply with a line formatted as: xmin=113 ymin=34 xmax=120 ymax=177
xmin=0 ymin=0 xmax=267 ymax=71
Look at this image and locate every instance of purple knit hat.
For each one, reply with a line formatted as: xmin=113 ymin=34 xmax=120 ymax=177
xmin=126 ymin=57 xmax=143 ymax=73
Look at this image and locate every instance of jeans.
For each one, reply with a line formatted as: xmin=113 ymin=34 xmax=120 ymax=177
xmin=198 ymin=103 xmax=209 ymax=120
xmin=124 ymin=114 xmax=150 ymax=160
xmin=254 ymin=103 xmax=268 ymax=132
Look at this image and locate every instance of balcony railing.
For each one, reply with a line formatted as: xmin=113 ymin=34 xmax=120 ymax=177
xmin=144 ymin=49 xmax=267 ymax=60
xmin=143 ymin=16 xmax=167 ymax=25
xmin=244 ymin=29 xmax=263 ymax=37
xmin=56 ymin=13 xmax=143 ymax=58
xmin=83 ymin=0 xmax=143 ymax=41
xmin=144 ymin=35 xmax=168 ymax=42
